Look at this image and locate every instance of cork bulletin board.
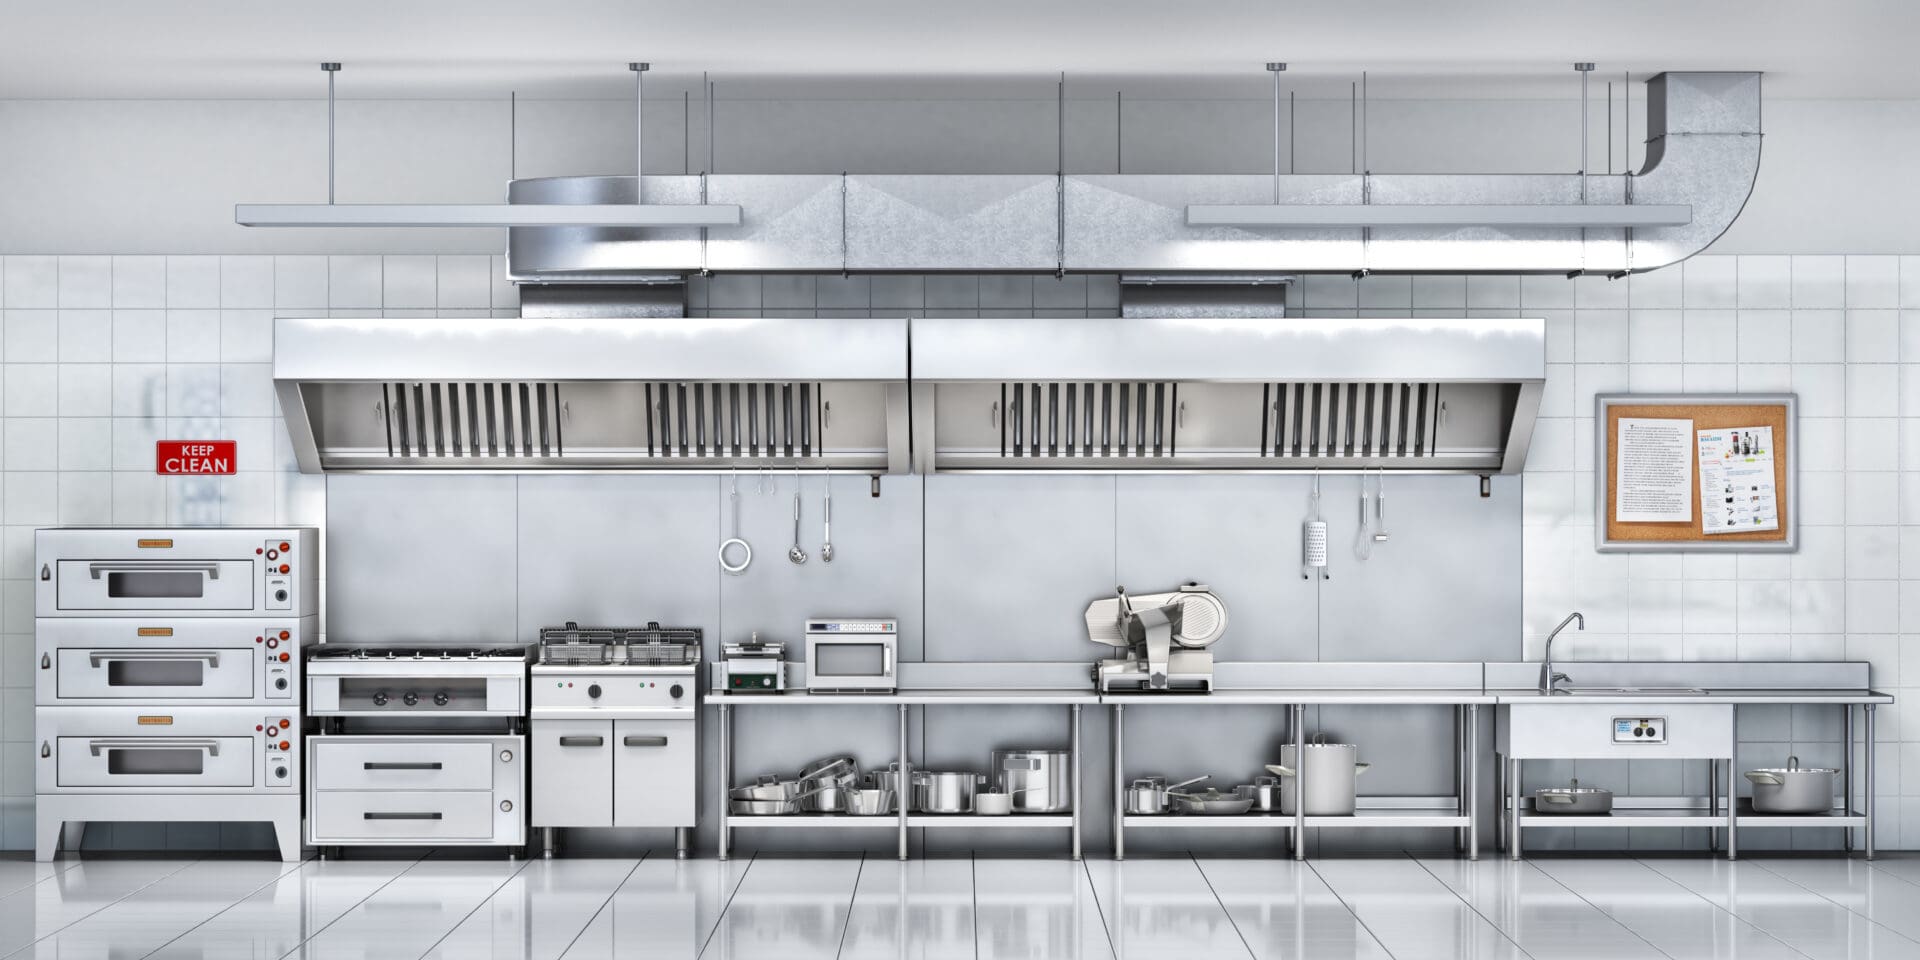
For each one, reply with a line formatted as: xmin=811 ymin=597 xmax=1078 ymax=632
xmin=1595 ymin=394 xmax=1797 ymax=552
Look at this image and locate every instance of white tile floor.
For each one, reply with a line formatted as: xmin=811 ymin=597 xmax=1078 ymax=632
xmin=6 ymin=853 xmax=1920 ymax=959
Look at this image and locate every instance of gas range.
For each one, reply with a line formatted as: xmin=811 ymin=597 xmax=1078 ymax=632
xmin=306 ymin=643 xmax=532 ymax=716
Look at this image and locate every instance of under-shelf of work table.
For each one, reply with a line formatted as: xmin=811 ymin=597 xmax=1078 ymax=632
xmin=1487 ymin=661 xmax=1893 ymax=860
xmin=1105 ymin=664 xmax=1493 ymax=862
xmin=710 ymin=687 xmax=1098 ymax=861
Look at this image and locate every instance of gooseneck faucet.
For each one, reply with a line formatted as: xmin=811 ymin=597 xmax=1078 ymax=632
xmin=1540 ymin=611 xmax=1584 ymax=694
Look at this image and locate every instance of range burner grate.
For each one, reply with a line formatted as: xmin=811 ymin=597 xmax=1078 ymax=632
xmin=538 ymin=621 xmax=702 ymax=666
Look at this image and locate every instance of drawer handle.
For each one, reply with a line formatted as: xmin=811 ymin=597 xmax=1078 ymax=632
xmin=623 ymin=736 xmax=669 ymax=747
xmin=559 ymin=736 xmax=606 ymax=747
xmin=88 ymin=650 xmax=222 ymax=667
xmin=87 ymin=561 xmax=222 ymax=579
xmin=363 ymin=811 xmax=442 ymax=821
xmin=88 ymin=737 xmax=220 ymax=756
xmin=363 ymin=762 xmax=442 ymax=771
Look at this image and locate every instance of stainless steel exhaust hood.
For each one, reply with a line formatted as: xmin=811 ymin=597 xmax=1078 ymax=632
xmin=273 ymin=316 xmax=911 ymax=473
xmin=908 ymin=317 xmax=1544 ymax=474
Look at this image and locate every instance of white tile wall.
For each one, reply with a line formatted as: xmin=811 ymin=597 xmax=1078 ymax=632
xmin=0 ymin=254 xmax=518 ymax=850
xmin=1522 ymin=254 xmax=1920 ymax=850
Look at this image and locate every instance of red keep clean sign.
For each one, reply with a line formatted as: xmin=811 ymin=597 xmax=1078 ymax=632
xmin=156 ymin=441 xmax=237 ymax=475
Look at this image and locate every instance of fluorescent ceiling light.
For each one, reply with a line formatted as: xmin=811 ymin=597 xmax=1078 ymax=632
xmin=1186 ymin=203 xmax=1692 ymax=229
xmin=235 ymin=203 xmax=743 ymax=228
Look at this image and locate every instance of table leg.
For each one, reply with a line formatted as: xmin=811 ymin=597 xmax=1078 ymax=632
xmin=1844 ymin=704 xmax=1856 ymax=852
xmin=1866 ymin=703 xmax=1877 ymax=860
xmin=1113 ymin=704 xmax=1125 ymax=862
xmin=1453 ymin=705 xmax=1465 ymax=854
xmin=1708 ymin=759 xmax=1719 ymax=852
xmin=1293 ymin=703 xmax=1307 ymax=861
xmin=1508 ymin=756 xmax=1522 ymax=860
xmin=1726 ymin=753 xmax=1738 ymax=860
xmin=1494 ymin=750 xmax=1505 ymax=853
xmin=718 ymin=703 xmax=731 ymax=861
xmin=1468 ymin=704 xmax=1480 ymax=861
xmin=1071 ymin=703 xmax=1083 ymax=861
xmin=898 ymin=703 xmax=909 ymax=862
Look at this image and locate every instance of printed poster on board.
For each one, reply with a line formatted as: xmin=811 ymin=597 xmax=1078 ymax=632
xmin=1697 ymin=426 xmax=1778 ymax=534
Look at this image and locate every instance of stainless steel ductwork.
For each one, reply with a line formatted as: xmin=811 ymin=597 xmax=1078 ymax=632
xmin=506 ymin=72 xmax=1758 ymax=278
xmin=907 ymin=317 xmax=1544 ymax=474
xmin=272 ymin=316 xmax=911 ymax=473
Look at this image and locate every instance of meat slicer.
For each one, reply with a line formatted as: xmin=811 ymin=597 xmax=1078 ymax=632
xmin=1088 ymin=583 xmax=1227 ymax=693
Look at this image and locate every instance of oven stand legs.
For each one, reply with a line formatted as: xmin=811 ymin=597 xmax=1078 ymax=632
xmin=675 ymin=827 xmax=691 ymax=860
xmin=543 ymin=827 xmax=556 ymax=860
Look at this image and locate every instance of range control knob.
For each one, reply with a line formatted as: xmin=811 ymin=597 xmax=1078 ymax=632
xmin=669 ymin=684 xmax=685 ymax=699
xmin=587 ymin=684 xmax=603 ymax=699
xmin=433 ymin=691 xmax=450 ymax=706
xmin=275 ymin=766 xmax=288 ymax=779
xmin=372 ymin=691 xmax=389 ymax=706
xmin=403 ymin=692 xmax=420 ymax=706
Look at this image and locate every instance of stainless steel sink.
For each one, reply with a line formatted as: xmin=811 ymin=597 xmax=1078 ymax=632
xmin=1559 ymin=687 xmax=1709 ymax=697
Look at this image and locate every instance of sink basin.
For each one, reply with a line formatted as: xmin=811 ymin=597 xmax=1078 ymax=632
xmin=1558 ymin=687 xmax=1709 ymax=697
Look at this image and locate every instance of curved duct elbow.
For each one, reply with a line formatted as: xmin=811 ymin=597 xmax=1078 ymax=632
xmin=1622 ymin=72 xmax=1763 ymax=273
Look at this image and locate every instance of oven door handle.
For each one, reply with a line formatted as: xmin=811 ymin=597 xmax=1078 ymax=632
xmin=623 ymin=735 xmax=669 ymax=747
xmin=86 ymin=561 xmax=223 ymax=580
xmin=363 ymin=811 xmax=443 ymax=821
xmin=363 ymin=762 xmax=443 ymax=771
xmin=87 ymin=737 xmax=221 ymax=757
xmin=87 ymin=650 xmax=222 ymax=667
xmin=559 ymin=736 xmax=606 ymax=748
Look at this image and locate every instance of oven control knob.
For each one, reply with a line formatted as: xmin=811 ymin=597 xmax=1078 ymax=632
xmin=433 ymin=692 xmax=450 ymax=706
xmin=670 ymin=684 xmax=684 ymax=699
xmin=587 ymin=684 xmax=602 ymax=699
xmin=266 ymin=638 xmax=278 ymax=649
xmin=274 ymin=677 xmax=288 ymax=691
xmin=275 ymin=766 xmax=288 ymax=779
xmin=403 ymin=692 xmax=420 ymax=706
xmin=372 ymin=692 xmax=389 ymax=706
xmin=278 ymin=740 xmax=290 ymax=751
xmin=266 ymin=549 xmax=278 ymax=560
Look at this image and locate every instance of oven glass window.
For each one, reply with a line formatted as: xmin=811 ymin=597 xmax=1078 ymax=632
xmin=106 ymin=571 xmax=205 ymax=599
xmin=107 ymin=748 xmax=205 ymax=776
xmin=107 ymin=660 xmax=204 ymax=687
xmin=814 ymin=643 xmax=887 ymax=677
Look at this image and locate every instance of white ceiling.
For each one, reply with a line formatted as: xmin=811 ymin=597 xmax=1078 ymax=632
xmin=1 ymin=0 xmax=1913 ymax=100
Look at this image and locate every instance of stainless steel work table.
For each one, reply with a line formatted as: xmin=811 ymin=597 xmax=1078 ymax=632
xmin=1105 ymin=667 xmax=1493 ymax=862
xmin=1485 ymin=661 xmax=1893 ymax=861
xmin=710 ymin=687 xmax=1097 ymax=861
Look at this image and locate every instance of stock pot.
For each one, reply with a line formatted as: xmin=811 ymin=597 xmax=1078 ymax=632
xmin=1745 ymin=757 xmax=1838 ymax=814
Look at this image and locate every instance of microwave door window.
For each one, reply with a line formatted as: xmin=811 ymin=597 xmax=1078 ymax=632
xmin=814 ymin=644 xmax=887 ymax=677
xmin=106 ymin=571 xmax=205 ymax=599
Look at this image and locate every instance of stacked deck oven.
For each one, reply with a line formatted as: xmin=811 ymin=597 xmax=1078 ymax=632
xmin=34 ymin=527 xmax=318 ymax=861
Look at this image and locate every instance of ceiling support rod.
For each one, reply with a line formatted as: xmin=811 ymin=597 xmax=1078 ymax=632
xmin=1267 ymin=62 xmax=1286 ymax=199
xmin=629 ymin=62 xmax=649 ymax=202
xmin=1575 ymin=62 xmax=1595 ymax=199
xmin=321 ymin=63 xmax=340 ymax=204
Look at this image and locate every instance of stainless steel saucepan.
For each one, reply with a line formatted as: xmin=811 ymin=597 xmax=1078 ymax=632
xmin=1126 ymin=775 xmax=1208 ymax=815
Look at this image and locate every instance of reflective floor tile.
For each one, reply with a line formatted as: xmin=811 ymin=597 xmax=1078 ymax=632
xmin=560 ymin=856 xmax=751 ymax=959
xmin=9 ymin=858 xmax=303 ymax=959
xmin=1082 ymin=858 xmax=1251 ymax=960
xmin=145 ymin=859 xmax=418 ymax=960
xmin=1194 ymin=858 xmax=1394 ymax=960
xmin=0 ymin=858 xmax=199 ymax=957
xmin=1754 ymin=857 xmax=1920 ymax=943
xmin=837 ymin=858 xmax=975 ymax=960
xmin=286 ymin=858 xmax=527 ymax=960
xmin=1528 ymin=858 xmax=1801 ymax=960
xmin=0 ymin=859 xmax=75 ymax=899
xmin=700 ymin=856 xmax=863 ymax=960
xmin=1418 ymin=857 xmax=1665 ymax=960
xmin=1643 ymin=857 xmax=1920 ymax=960
xmin=422 ymin=857 xmax=641 ymax=960
xmin=973 ymin=858 xmax=1114 ymax=960
xmin=1310 ymin=858 xmax=1529 ymax=960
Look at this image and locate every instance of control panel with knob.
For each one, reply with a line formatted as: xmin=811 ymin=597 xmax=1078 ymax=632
xmin=262 ymin=716 xmax=294 ymax=787
xmin=531 ymin=672 xmax=700 ymax=710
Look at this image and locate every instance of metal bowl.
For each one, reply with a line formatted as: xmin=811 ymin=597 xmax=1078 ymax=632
xmin=845 ymin=788 xmax=897 ymax=816
xmin=1533 ymin=779 xmax=1613 ymax=815
xmin=730 ymin=798 xmax=799 ymax=816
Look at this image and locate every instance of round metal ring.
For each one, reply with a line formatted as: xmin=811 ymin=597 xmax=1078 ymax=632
xmin=718 ymin=537 xmax=752 ymax=575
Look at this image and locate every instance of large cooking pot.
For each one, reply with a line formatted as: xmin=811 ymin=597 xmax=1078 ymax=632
xmin=994 ymin=748 xmax=1072 ymax=813
xmin=1267 ymin=737 xmax=1370 ymax=816
xmin=914 ymin=772 xmax=985 ymax=813
xmin=1746 ymin=756 xmax=1838 ymax=814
